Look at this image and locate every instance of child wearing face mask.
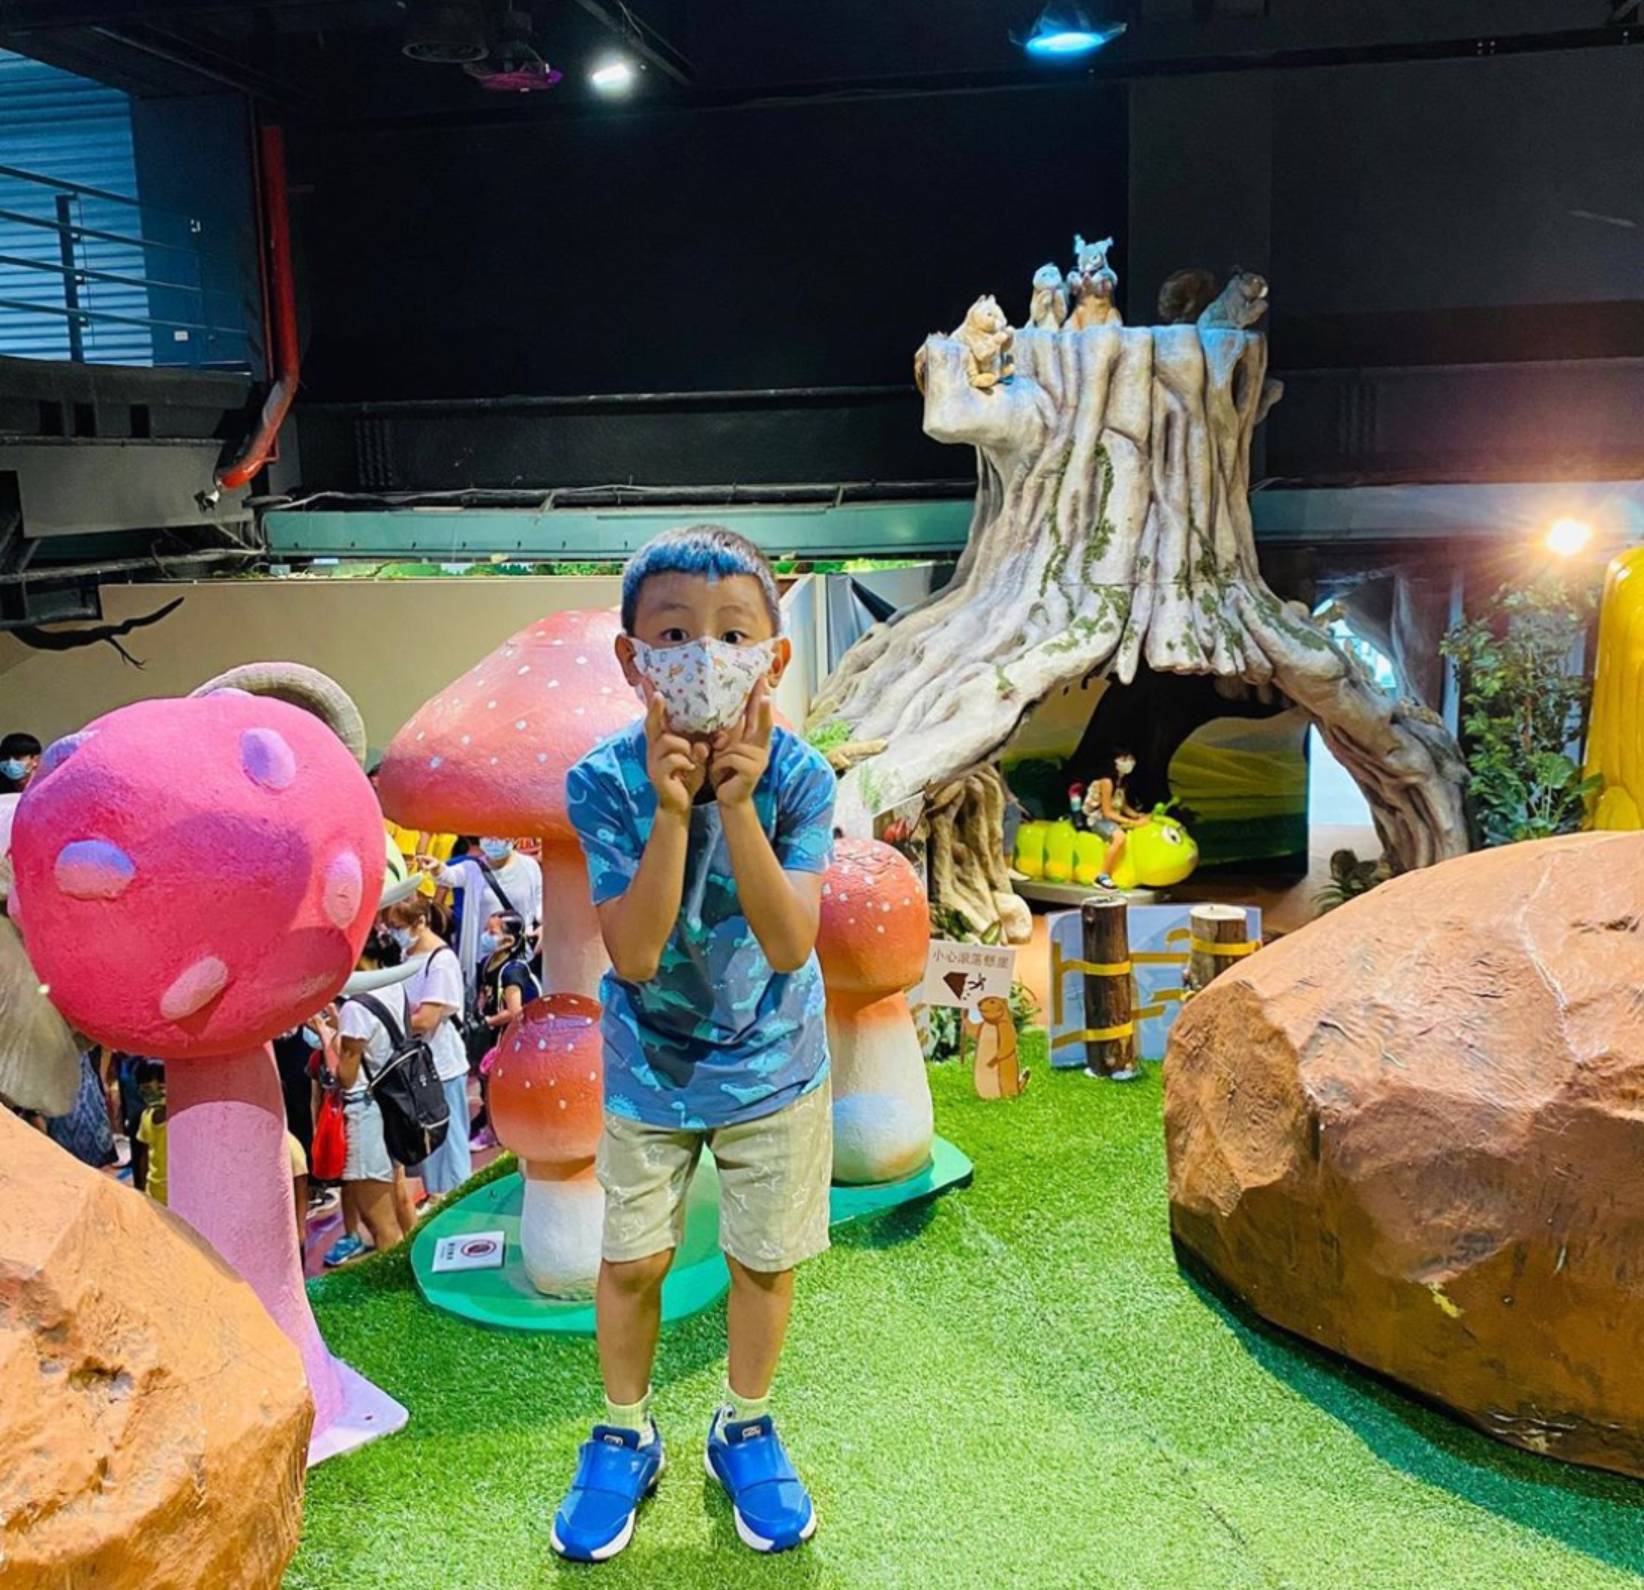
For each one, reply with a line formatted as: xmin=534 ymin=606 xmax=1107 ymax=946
xmin=552 ymin=525 xmax=836 ymax=1563
xmin=1084 ymin=746 xmax=1149 ymax=887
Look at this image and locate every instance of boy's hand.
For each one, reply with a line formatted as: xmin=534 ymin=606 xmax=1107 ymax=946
xmin=644 ymin=693 xmax=708 ymax=817
xmin=709 ymin=681 xmax=774 ymax=807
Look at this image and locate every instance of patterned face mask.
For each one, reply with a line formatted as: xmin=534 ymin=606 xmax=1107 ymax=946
xmin=630 ymin=637 xmax=776 ymax=736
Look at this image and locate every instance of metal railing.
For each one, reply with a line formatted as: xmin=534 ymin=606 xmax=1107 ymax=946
xmin=0 ymin=162 xmax=252 ymax=369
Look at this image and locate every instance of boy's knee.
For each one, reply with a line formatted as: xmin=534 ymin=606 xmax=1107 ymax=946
xmin=601 ymin=1249 xmax=674 ymax=1294
xmin=726 ymin=1254 xmax=793 ymax=1290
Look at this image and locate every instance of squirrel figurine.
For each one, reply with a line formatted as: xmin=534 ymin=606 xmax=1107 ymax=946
xmin=1198 ymin=270 xmax=1270 ymax=329
xmin=967 ymin=994 xmax=1028 ymax=1099
xmin=953 ymin=294 xmax=1015 ymax=390
xmin=1029 ymin=263 xmax=1069 ymax=331
xmin=1066 ymin=234 xmax=1123 ymax=330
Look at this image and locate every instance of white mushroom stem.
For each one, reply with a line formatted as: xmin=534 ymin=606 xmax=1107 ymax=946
xmin=517 ymin=1164 xmax=603 ymax=1298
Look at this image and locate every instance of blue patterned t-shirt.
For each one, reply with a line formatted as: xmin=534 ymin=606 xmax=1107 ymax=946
xmin=566 ymin=721 xmax=836 ymax=1130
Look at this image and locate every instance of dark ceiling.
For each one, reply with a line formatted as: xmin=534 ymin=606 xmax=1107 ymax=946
xmin=0 ymin=0 xmax=1631 ymax=127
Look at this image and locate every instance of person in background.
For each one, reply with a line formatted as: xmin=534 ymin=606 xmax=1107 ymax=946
xmin=132 ymin=1059 xmax=168 ymax=1204
xmin=1083 ymin=746 xmax=1149 ymax=889
xmin=323 ymin=930 xmax=412 ymax=1265
xmin=44 ymin=1044 xmax=117 ymax=1170
xmin=287 ymin=1130 xmax=310 ymax=1256
xmin=0 ymin=732 xmax=41 ymax=794
xmin=423 ymin=837 xmax=542 ymax=993
xmin=273 ymin=1024 xmax=320 ymax=1188
xmin=471 ymin=909 xmax=542 ymax=1148
xmin=382 ymin=894 xmax=472 ymax=1199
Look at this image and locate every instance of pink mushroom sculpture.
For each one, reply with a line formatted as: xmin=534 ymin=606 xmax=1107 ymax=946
xmin=378 ymin=608 xmax=640 ymax=998
xmin=817 ymin=839 xmax=935 ymax=1184
xmin=488 ymin=994 xmax=607 ymax=1295
xmin=9 ymin=690 xmax=405 ymax=1460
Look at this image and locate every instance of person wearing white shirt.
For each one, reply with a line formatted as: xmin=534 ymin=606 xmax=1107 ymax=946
xmin=323 ymin=956 xmax=412 ymax=1266
xmin=429 ymin=838 xmax=542 ymax=991
xmin=382 ymin=897 xmax=472 ymax=1196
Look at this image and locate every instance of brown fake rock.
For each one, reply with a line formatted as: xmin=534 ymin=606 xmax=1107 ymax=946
xmin=0 ymin=1109 xmax=311 ymax=1589
xmin=1164 ymin=831 xmax=1644 ymax=1479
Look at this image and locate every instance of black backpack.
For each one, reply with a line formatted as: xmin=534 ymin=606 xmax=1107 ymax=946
xmin=348 ymin=990 xmax=452 ymax=1168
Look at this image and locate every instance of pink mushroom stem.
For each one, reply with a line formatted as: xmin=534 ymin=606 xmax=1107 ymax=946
xmin=168 ymin=1044 xmax=344 ymax=1433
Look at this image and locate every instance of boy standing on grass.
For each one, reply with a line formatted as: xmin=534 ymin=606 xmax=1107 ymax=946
xmin=552 ymin=525 xmax=837 ymax=1562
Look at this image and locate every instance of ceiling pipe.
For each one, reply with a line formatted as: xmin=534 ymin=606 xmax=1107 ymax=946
xmin=216 ymin=123 xmax=298 ymax=493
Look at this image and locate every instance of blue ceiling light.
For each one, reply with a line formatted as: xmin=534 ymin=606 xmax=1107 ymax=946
xmin=1021 ymin=4 xmax=1127 ymax=58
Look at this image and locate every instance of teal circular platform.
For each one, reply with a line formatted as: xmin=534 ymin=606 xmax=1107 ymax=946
xmin=411 ymin=1135 xmax=975 ymax=1334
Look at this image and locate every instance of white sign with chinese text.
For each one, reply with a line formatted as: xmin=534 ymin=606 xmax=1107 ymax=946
xmin=918 ymin=939 xmax=1018 ymax=1010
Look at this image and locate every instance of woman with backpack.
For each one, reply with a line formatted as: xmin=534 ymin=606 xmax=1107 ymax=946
xmin=324 ymin=929 xmax=412 ymax=1266
xmin=383 ymin=895 xmax=472 ymax=1198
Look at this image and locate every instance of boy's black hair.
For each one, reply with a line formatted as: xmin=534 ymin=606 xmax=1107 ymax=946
xmin=1 ymin=732 xmax=41 ymax=759
xmin=621 ymin=524 xmax=782 ymax=635
xmin=135 ymin=1058 xmax=165 ymax=1085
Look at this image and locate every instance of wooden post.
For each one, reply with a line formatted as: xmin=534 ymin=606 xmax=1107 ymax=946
xmin=1081 ymin=896 xmax=1137 ymax=1081
xmin=1187 ymin=904 xmax=1255 ymax=993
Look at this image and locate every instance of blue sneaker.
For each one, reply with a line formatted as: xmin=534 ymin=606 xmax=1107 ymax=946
xmin=322 ymin=1233 xmax=366 ymax=1267
xmin=705 ymin=1409 xmax=817 ymax=1553
xmin=550 ymin=1423 xmax=666 ymax=1562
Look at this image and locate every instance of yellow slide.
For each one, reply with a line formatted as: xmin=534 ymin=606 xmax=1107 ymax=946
xmin=1586 ymin=548 xmax=1644 ymax=830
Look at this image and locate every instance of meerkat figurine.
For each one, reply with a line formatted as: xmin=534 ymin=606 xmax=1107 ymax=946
xmin=967 ymin=994 xmax=1029 ymax=1099
xmin=1029 ymin=263 xmax=1069 ymax=331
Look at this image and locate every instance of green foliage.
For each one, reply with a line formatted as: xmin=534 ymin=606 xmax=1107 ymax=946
xmin=806 ymin=719 xmax=853 ymax=754
xmin=1441 ymin=574 xmax=1600 ymax=846
xmin=1313 ymin=848 xmax=1388 ymax=915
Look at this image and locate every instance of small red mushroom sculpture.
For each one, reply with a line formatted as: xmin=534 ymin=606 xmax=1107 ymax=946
xmin=9 ymin=690 xmax=405 ymax=1459
xmin=488 ymin=994 xmax=606 ymax=1295
xmin=816 ymin=839 xmax=935 ymax=1184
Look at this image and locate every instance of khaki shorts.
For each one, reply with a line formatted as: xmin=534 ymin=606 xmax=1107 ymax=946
xmin=597 ymin=1075 xmax=833 ymax=1274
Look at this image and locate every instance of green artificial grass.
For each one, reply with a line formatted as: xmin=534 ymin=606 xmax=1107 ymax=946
xmin=293 ymin=1039 xmax=1644 ymax=1590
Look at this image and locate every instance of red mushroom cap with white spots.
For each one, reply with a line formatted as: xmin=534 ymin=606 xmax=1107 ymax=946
xmin=9 ymin=694 xmax=382 ymax=1059
xmin=488 ymin=994 xmax=605 ymax=1169
xmin=816 ymin=839 xmax=931 ymax=997
xmin=377 ymin=610 xmax=639 ymax=843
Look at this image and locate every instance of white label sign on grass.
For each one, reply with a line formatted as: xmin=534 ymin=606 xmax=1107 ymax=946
xmin=919 ymin=940 xmax=1017 ymax=1010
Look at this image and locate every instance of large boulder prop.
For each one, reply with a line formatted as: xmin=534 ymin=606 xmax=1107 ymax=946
xmin=0 ymin=1108 xmax=310 ymax=1589
xmin=1165 ymin=831 xmax=1644 ymax=1479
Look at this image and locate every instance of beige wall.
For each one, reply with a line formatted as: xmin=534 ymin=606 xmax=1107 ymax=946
xmin=0 ymin=575 xmax=820 ymax=755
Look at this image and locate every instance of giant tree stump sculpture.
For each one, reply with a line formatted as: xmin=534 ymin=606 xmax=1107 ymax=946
xmin=810 ymin=254 xmax=1468 ymax=936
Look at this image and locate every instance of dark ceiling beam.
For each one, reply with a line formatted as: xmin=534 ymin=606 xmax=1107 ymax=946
xmin=85 ymin=21 xmax=317 ymax=104
xmin=0 ymin=0 xmax=349 ymax=28
xmin=568 ymin=0 xmax=695 ymax=86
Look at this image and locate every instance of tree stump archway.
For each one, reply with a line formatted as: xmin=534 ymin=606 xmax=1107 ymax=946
xmin=808 ymin=313 xmax=1469 ymax=938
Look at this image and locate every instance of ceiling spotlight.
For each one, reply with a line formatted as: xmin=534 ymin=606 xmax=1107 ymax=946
xmin=1021 ymin=4 xmax=1128 ymax=57
xmin=590 ymin=57 xmax=636 ymax=93
xmin=1545 ymin=518 xmax=1595 ymax=558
